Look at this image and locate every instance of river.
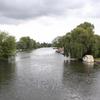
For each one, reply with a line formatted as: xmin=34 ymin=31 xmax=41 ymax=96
xmin=0 ymin=48 xmax=100 ymax=100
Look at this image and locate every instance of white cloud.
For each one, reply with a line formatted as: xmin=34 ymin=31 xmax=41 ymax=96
xmin=0 ymin=16 xmax=100 ymax=43
xmin=0 ymin=0 xmax=100 ymax=42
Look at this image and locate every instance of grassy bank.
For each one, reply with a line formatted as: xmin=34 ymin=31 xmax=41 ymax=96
xmin=94 ymin=58 xmax=100 ymax=66
xmin=95 ymin=58 xmax=100 ymax=62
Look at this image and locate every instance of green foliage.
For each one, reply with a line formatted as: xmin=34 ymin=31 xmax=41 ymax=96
xmin=17 ymin=36 xmax=52 ymax=51
xmin=52 ymin=36 xmax=65 ymax=48
xmin=0 ymin=32 xmax=16 ymax=58
xmin=52 ymin=22 xmax=100 ymax=59
xmin=92 ymin=35 xmax=100 ymax=57
xmin=40 ymin=42 xmax=52 ymax=47
xmin=17 ymin=36 xmax=37 ymax=51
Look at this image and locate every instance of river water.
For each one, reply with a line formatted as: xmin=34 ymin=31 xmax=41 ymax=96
xmin=0 ymin=48 xmax=100 ymax=100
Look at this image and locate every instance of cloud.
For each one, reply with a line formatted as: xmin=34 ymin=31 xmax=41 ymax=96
xmin=0 ymin=0 xmax=100 ymax=43
xmin=0 ymin=0 xmax=90 ymax=24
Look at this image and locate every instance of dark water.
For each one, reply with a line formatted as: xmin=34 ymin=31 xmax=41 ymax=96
xmin=0 ymin=48 xmax=100 ymax=100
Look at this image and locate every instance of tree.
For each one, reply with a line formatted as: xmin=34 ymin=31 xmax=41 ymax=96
xmin=17 ymin=36 xmax=37 ymax=50
xmin=66 ymin=22 xmax=95 ymax=58
xmin=92 ymin=35 xmax=100 ymax=57
xmin=40 ymin=42 xmax=52 ymax=47
xmin=0 ymin=32 xmax=16 ymax=58
xmin=53 ymin=22 xmax=100 ymax=59
xmin=52 ymin=36 xmax=65 ymax=48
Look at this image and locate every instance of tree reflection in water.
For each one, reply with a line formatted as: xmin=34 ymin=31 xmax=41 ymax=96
xmin=0 ymin=60 xmax=16 ymax=84
xmin=62 ymin=61 xmax=97 ymax=100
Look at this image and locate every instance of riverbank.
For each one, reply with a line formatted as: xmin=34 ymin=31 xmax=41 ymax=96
xmin=95 ymin=58 xmax=100 ymax=61
xmin=95 ymin=58 xmax=100 ymax=65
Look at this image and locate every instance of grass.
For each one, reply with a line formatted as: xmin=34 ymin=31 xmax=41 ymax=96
xmin=95 ymin=58 xmax=100 ymax=62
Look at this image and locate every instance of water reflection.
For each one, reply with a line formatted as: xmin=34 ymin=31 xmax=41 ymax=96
xmin=0 ymin=48 xmax=100 ymax=100
xmin=64 ymin=61 xmax=95 ymax=74
xmin=83 ymin=62 xmax=94 ymax=75
xmin=62 ymin=61 xmax=98 ymax=100
xmin=0 ymin=60 xmax=16 ymax=84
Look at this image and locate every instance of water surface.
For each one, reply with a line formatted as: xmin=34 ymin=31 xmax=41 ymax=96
xmin=0 ymin=48 xmax=100 ymax=100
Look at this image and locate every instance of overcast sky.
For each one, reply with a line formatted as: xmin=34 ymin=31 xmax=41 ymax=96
xmin=0 ymin=0 xmax=100 ymax=43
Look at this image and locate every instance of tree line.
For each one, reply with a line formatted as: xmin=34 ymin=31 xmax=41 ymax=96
xmin=0 ymin=22 xmax=100 ymax=59
xmin=16 ymin=37 xmax=52 ymax=51
xmin=0 ymin=32 xmax=51 ymax=59
xmin=52 ymin=22 xmax=100 ymax=59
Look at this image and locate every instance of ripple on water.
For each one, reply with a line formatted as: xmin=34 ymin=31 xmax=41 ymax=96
xmin=0 ymin=48 xmax=100 ymax=100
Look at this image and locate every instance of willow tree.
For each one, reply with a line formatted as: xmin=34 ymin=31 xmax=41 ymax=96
xmin=55 ymin=22 xmax=96 ymax=59
xmin=92 ymin=35 xmax=100 ymax=57
xmin=52 ymin=22 xmax=100 ymax=59
xmin=65 ymin=22 xmax=95 ymax=59
xmin=52 ymin=36 xmax=63 ymax=48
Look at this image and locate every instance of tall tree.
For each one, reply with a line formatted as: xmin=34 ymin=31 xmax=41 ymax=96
xmin=0 ymin=32 xmax=16 ymax=58
xmin=53 ymin=22 xmax=100 ymax=59
xmin=17 ymin=36 xmax=37 ymax=50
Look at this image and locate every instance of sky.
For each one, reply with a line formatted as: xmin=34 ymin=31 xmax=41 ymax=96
xmin=0 ymin=0 xmax=100 ymax=43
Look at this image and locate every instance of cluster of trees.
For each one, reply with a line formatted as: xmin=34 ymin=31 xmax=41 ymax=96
xmin=40 ymin=42 xmax=52 ymax=47
xmin=52 ymin=22 xmax=100 ymax=59
xmin=0 ymin=31 xmax=52 ymax=59
xmin=17 ymin=36 xmax=37 ymax=51
xmin=16 ymin=37 xmax=52 ymax=51
xmin=1 ymin=22 xmax=99 ymax=59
